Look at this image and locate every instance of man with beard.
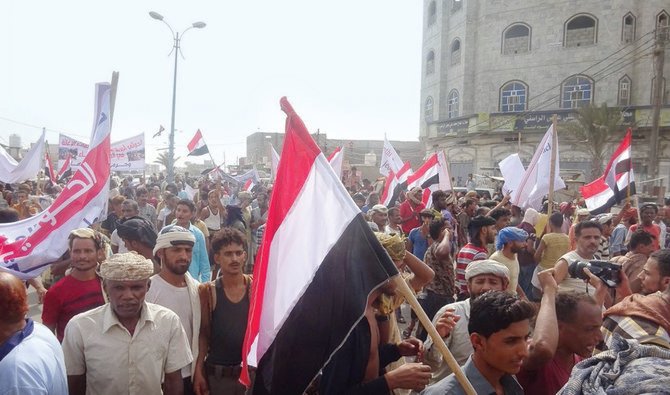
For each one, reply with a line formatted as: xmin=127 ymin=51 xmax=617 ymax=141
xmin=194 ymin=228 xmax=254 ymax=394
xmin=399 ymin=187 xmax=426 ymax=235
xmin=517 ymin=272 xmax=604 ymax=395
xmin=175 ymin=199 xmax=211 ymax=282
xmin=62 ymin=252 xmax=192 ymax=395
xmin=146 ymin=225 xmax=201 ymax=394
xmin=490 ymin=227 xmax=528 ymax=296
xmin=42 ymin=228 xmax=106 ymax=342
xmin=386 ymin=207 xmax=404 ymax=236
xmin=638 ymin=249 xmax=670 ymax=295
xmin=423 ymin=260 xmax=511 ymax=384
xmin=553 ymin=221 xmax=601 ymax=294
xmin=627 ymin=203 xmax=662 ymax=250
xmin=368 ymin=204 xmax=389 ymax=232
xmin=422 ymin=291 xmax=533 ymax=395
xmin=455 ymin=215 xmax=497 ymax=299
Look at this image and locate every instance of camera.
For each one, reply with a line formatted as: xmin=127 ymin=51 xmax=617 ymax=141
xmin=567 ymin=260 xmax=622 ymax=288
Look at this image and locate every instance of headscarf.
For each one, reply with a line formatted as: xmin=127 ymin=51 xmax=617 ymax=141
xmin=117 ymin=218 xmax=158 ymax=248
xmin=521 ymin=208 xmax=540 ymax=226
xmin=99 ymin=252 xmax=154 ymax=281
xmin=407 ymin=187 xmax=423 ymax=205
xmin=495 ymin=227 xmax=529 ymax=251
xmin=153 ymin=225 xmax=195 ymax=256
xmin=465 ymin=259 xmax=510 ymax=282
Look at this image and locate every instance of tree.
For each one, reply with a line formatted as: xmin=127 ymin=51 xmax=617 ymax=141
xmin=563 ymin=103 xmax=623 ymax=181
xmin=153 ymin=152 xmax=180 ymax=170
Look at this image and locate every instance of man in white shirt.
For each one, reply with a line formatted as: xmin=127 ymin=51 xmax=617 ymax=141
xmin=423 ymin=260 xmax=510 ymax=384
xmin=146 ymin=225 xmax=202 ymax=394
xmin=62 ymin=252 xmax=192 ymax=395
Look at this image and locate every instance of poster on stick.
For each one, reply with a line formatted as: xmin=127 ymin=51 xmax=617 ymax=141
xmin=110 ymin=133 xmax=145 ymax=171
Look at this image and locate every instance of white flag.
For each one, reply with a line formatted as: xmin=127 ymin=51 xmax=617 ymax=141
xmin=437 ymin=151 xmax=452 ymax=191
xmin=379 ymin=137 xmax=404 ymax=177
xmin=511 ymin=125 xmax=565 ymax=210
xmin=0 ymin=130 xmax=46 ymax=184
xmin=271 ymin=144 xmax=280 ymax=180
xmin=499 ymin=154 xmax=526 ymax=196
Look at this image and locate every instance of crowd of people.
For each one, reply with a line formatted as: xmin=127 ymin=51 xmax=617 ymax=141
xmin=1 ymin=171 xmax=670 ymax=394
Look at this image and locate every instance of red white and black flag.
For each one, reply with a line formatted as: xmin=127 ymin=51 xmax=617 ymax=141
xmin=187 ymin=129 xmax=209 ymax=156
xmin=240 ymin=97 xmax=399 ymax=393
xmin=380 ymin=161 xmax=412 ymax=207
xmin=44 ymin=147 xmax=57 ymax=182
xmin=406 ymin=151 xmax=451 ymax=207
xmin=57 ymin=153 xmax=73 ymax=182
xmin=581 ymin=129 xmax=635 ymax=214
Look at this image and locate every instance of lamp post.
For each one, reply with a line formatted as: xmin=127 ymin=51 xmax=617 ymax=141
xmin=149 ymin=11 xmax=206 ymax=183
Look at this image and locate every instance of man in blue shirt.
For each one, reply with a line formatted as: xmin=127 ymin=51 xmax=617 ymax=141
xmin=174 ymin=199 xmax=211 ymax=282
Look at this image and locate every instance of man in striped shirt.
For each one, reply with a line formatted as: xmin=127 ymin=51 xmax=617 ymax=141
xmin=455 ymin=215 xmax=497 ymax=300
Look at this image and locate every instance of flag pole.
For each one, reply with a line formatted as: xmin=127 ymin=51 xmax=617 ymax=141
xmin=393 ymin=276 xmax=477 ymax=395
xmin=547 ymin=115 xmax=558 ymax=216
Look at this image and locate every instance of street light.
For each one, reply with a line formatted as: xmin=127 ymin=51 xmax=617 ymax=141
xmin=149 ymin=11 xmax=206 ymax=183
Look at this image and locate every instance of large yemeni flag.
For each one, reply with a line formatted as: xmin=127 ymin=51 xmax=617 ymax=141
xmin=0 ymin=81 xmax=113 ymax=280
xmin=187 ymin=129 xmax=209 ymax=156
xmin=580 ymin=129 xmax=635 ymax=214
xmin=240 ymin=97 xmax=399 ymax=393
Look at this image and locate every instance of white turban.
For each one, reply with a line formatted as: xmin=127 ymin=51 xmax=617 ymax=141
xmin=99 ymin=252 xmax=154 ymax=281
xmin=465 ymin=259 xmax=510 ymax=282
xmin=153 ymin=225 xmax=196 ymax=256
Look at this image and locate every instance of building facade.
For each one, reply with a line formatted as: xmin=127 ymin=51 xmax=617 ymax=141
xmin=420 ymin=0 xmax=670 ymax=188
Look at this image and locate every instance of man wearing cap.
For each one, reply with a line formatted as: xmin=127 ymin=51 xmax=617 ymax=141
xmin=42 ymin=228 xmax=106 ymax=342
xmin=490 ymin=227 xmax=529 ymax=296
xmin=62 ymin=252 xmax=192 ymax=395
xmin=595 ymin=213 xmax=615 ymax=260
xmin=408 ymin=209 xmax=435 ymax=262
xmin=455 ymin=215 xmax=497 ymax=299
xmin=175 ymin=199 xmax=211 ymax=282
xmin=423 ymin=260 xmax=511 ymax=384
xmin=399 ymin=187 xmax=426 ymax=235
xmin=368 ymin=204 xmax=389 ymax=232
xmin=146 ymin=225 xmax=201 ymax=394
xmin=117 ymin=217 xmax=159 ymax=272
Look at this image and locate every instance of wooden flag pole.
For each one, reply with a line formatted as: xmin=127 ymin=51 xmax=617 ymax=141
xmin=547 ymin=115 xmax=558 ymax=216
xmin=392 ymin=276 xmax=477 ymax=395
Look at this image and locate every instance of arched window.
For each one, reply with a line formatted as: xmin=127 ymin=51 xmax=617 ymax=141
xmin=502 ymin=23 xmax=531 ymax=55
xmin=450 ymin=39 xmax=461 ymax=65
xmin=618 ymin=75 xmax=631 ymax=106
xmin=425 ymin=96 xmax=434 ymax=122
xmin=561 ymin=75 xmax=593 ymax=108
xmin=622 ymin=13 xmax=636 ymax=43
xmin=447 ymin=90 xmax=459 ymax=118
xmin=564 ymin=14 xmax=597 ymax=47
xmin=427 ymin=1 xmax=437 ymax=26
xmin=500 ymin=81 xmax=528 ymax=112
xmin=658 ymin=11 xmax=669 ymax=41
xmin=452 ymin=0 xmax=462 ymax=13
xmin=426 ymin=51 xmax=435 ymax=75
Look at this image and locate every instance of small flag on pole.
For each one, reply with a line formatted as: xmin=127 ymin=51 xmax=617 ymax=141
xmin=187 ymin=129 xmax=209 ymax=156
xmin=153 ymin=125 xmax=165 ymax=138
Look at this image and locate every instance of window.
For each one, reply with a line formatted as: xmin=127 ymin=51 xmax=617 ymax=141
xmin=425 ymin=96 xmax=434 ymax=122
xmin=452 ymin=0 xmax=462 ymax=12
xmin=427 ymin=1 xmax=437 ymax=26
xmin=658 ymin=11 xmax=669 ymax=41
xmin=426 ymin=51 xmax=435 ymax=75
xmin=561 ymin=75 xmax=593 ymax=108
xmin=447 ymin=90 xmax=459 ymax=118
xmin=622 ymin=13 xmax=636 ymax=43
xmin=564 ymin=14 xmax=597 ymax=47
xmin=502 ymin=23 xmax=531 ymax=55
xmin=651 ymin=77 xmax=668 ymax=104
xmin=618 ymin=76 xmax=631 ymax=106
xmin=500 ymin=81 xmax=528 ymax=112
xmin=450 ymin=39 xmax=461 ymax=65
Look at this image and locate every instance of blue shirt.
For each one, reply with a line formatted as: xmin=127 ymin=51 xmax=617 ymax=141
xmin=187 ymin=224 xmax=211 ymax=282
xmin=409 ymin=227 xmax=430 ymax=261
xmin=0 ymin=322 xmax=68 ymax=395
xmin=610 ymin=223 xmax=627 ymax=256
xmin=422 ymin=356 xmax=523 ymax=395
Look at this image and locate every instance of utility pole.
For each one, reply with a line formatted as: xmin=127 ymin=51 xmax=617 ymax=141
xmin=649 ymin=21 xmax=667 ymax=182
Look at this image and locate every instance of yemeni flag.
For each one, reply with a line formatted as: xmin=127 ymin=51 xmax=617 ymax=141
xmin=44 ymin=147 xmax=57 ymax=183
xmin=406 ymin=151 xmax=450 ymax=207
xmin=240 ymin=97 xmax=399 ymax=393
xmin=243 ymin=178 xmax=256 ymax=192
xmin=57 ymin=154 xmax=73 ymax=182
xmin=187 ymin=129 xmax=209 ymax=156
xmin=380 ymin=161 xmax=412 ymax=207
xmin=581 ymin=129 xmax=635 ymax=214
xmin=153 ymin=125 xmax=165 ymax=138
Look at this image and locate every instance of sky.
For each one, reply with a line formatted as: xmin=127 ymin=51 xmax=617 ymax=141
xmin=0 ymin=1 xmax=423 ymax=167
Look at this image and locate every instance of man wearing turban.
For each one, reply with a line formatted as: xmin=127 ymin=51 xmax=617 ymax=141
xmin=490 ymin=227 xmax=529 ymax=296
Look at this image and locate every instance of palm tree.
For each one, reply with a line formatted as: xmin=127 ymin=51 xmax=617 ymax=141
xmin=153 ymin=152 xmax=180 ymax=170
xmin=563 ymin=103 xmax=623 ymax=181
